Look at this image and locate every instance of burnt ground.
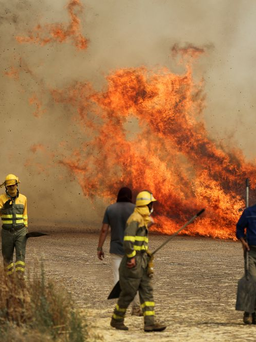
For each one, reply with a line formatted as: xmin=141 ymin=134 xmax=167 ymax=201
xmin=11 ymin=229 xmax=256 ymax=341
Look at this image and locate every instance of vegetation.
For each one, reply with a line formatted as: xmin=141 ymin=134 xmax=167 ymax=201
xmin=0 ymin=264 xmax=99 ymax=342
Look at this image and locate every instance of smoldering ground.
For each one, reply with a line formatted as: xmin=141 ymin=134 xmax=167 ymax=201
xmin=1 ymin=0 xmax=256 ymax=233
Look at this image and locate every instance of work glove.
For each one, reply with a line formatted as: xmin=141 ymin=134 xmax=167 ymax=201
xmin=127 ymin=257 xmax=136 ymax=268
xmin=3 ymin=199 xmax=13 ymax=210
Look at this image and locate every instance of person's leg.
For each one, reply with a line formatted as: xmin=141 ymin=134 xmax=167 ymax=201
xmin=111 ymin=254 xmax=142 ymax=316
xmin=111 ymin=277 xmax=140 ymax=330
xmin=111 ymin=256 xmax=142 ymax=330
xmin=139 ymin=268 xmax=166 ymax=332
xmin=111 ymin=253 xmax=122 ymax=285
xmin=139 ymin=269 xmax=155 ymax=326
xmin=14 ymin=227 xmax=27 ymax=276
xmin=247 ymin=248 xmax=256 ymax=324
xmin=1 ymin=229 xmax=15 ymax=275
xmin=131 ymin=292 xmax=142 ymax=315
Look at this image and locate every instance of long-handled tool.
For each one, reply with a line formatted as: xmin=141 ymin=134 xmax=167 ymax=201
xmin=236 ymin=178 xmax=256 ymax=313
xmin=26 ymin=232 xmax=48 ymax=239
xmin=107 ymin=208 xmax=205 ymax=299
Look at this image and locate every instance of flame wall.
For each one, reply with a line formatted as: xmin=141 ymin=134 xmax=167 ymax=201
xmin=1 ymin=0 xmax=256 ymax=237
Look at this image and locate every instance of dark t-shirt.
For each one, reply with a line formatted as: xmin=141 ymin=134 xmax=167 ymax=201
xmin=103 ymin=202 xmax=135 ymax=255
xmin=236 ymin=204 xmax=256 ymax=245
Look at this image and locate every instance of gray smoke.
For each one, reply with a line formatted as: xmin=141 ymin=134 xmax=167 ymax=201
xmin=0 ymin=0 xmax=256 ymax=228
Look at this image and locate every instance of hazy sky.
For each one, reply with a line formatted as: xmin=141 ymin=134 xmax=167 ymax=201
xmin=1 ymin=0 xmax=256 ymax=227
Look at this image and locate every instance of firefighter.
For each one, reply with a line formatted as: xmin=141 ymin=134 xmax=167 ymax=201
xmin=110 ymin=190 xmax=166 ymax=332
xmin=0 ymin=174 xmax=28 ymax=276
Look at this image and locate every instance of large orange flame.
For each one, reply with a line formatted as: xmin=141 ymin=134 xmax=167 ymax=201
xmin=7 ymin=2 xmax=256 ymax=239
xmin=51 ymin=63 xmax=256 ymax=239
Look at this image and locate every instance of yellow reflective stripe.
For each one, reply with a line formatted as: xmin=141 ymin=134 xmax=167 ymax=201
xmin=124 ymin=236 xmax=135 ymax=242
xmin=7 ymin=269 xmax=14 ymax=275
xmin=115 ymin=304 xmax=126 ymax=312
xmin=3 ymin=220 xmax=24 ymax=224
xmin=124 ymin=236 xmax=148 ymax=243
xmin=135 ymin=236 xmax=148 ymax=242
xmin=144 ymin=311 xmax=155 ymax=316
xmin=113 ymin=314 xmax=124 ymax=320
xmin=16 ymin=267 xmax=25 ymax=272
xmin=16 ymin=214 xmax=23 ymax=218
xmin=6 ymin=263 xmax=14 ymax=275
xmin=15 ymin=261 xmax=25 ymax=266
xmin=127 ymin=250 xmax=136 ymax=258
xmin=16 ymin=220 xmax=24 ymax=224
xmin=2 ymin=215 xmax=13 ymax=218
xmin=134 ymin=245 xmax=148 ymax=251
xmin=141 ymin=301 xmax=155 ymax=308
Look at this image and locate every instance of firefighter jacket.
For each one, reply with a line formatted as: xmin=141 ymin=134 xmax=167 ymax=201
xmin=0 ymin=193 xmax=28 ymax=230
xmin=123 ymin=206 xmax=151 ymax=258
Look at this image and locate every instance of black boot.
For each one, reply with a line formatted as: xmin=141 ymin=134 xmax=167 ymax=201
xmin=110 ymin=317 xmax=128 ymax=330
xmin=252 ymin=312 xmax=256 ymax=324
xmin=144 ymin=322 xmax=166 ymax=332
xmin=243 ymin=312 xmax=252 ymax=324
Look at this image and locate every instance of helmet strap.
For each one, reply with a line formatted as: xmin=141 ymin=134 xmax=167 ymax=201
xmin=147 ymin=202 xmax=153 ymax=214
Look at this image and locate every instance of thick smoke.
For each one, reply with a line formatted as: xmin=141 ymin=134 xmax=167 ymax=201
xmin=1 ymin=0 xmax=256 ymax=230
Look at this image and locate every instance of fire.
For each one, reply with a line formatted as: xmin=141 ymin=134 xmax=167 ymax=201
xmin=7 ymin=1 xmax=256 ymax=239
xmin=51 ymin=65 xmax=256 ymax=239
xmin=16 ymin=0 xmax=88 ymax=50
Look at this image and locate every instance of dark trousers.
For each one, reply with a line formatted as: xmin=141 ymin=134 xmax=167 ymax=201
xmin=112 ymin=253 xmax=155 ymax=326
xmin=1 ymin=227 xmax=27 ymax=274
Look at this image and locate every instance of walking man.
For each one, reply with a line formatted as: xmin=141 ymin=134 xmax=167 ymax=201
xmin=97 ymin=187 xmax=141 ymax=315
xmin=0 ymin=174 xmax=28 ymax=276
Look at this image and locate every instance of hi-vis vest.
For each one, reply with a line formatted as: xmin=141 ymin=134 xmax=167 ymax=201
xmin=123 ymin=211 xmax=149 ymax=258
xmin=0 ymin=193 xmax=28 ymax=229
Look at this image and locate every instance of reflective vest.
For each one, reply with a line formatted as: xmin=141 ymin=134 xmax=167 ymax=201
xmin=123 ymin=211 xmax=149 ymax=258
xmin=0 ymin=193 xmax=28 ymax=229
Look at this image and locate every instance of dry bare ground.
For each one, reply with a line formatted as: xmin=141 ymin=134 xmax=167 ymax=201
xmin=18 ymin=229 xmax=256 ymax=341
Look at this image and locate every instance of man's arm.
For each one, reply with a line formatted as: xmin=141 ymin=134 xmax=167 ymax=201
xmin=23 ymin=196 xmax=28 ymax=228
xmin=97 ymin=223 xmax=110 ymax=260
xmin=236 ymin=209 xmax=249 ymax=250
xmin=239 ymin=237 xmax=250 ymax=251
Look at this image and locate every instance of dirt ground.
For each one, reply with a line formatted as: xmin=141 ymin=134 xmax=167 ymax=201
xmin=17 ymin=228 xmax=256 ymax=341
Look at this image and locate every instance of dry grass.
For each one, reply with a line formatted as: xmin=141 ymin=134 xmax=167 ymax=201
xmin=0 ymin=263 xmax=100 ymax=342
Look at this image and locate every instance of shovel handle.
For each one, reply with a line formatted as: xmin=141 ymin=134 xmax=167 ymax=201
xmin=245 ymin=178 xmax=250 ymax=280
xmin=151 ymin=208 xmax=205 ymax=256
xmin=245 ymin=249 xmax=250 ymax=280
xmin=196 ymin=209 xmax=205 ymax=217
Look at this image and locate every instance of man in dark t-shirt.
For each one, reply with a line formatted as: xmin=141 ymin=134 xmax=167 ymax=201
xmin=97 ymin=187 xmax=141 ymax=315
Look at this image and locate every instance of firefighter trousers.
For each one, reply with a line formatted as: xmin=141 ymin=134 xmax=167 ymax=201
xmin=112 ymin=253 xmax=155 ymax=326
xmin=1 ymin=227 xmax=27 ymax=275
